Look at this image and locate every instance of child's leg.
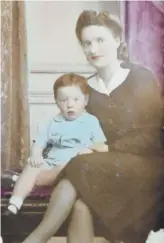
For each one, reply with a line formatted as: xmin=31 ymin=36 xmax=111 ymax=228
xmin=8 ymin=164 xmax=66 ymax=214
xmin=6 ymin=164 xmax=66 ymax=188
xmin=8 ymin=165 xmax=41 ymax=214
xmin=35 ymin=164 xmax=66 ymax=186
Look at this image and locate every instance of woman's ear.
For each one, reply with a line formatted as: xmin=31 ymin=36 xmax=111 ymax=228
xmin=117 ymin=41 xmax=129 ymax=61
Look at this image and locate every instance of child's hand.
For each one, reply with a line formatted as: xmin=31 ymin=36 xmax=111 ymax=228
xmin=78 ymin=148 xmax=93 ymax=155
xmin=27 ymin=156 xmax=44 ymax=168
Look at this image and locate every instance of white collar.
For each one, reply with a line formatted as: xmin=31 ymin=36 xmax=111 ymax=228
xmin=88 ymin=66 xmax=130 ymax=95
xmin=53 ymin=111 xmax=88 ymax=123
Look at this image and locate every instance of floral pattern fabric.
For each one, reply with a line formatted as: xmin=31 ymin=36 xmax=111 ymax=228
xmin=1 ymin=1 xmax=30 ymax=170
xmin=123 ymin=1 xmax=164 ymax=94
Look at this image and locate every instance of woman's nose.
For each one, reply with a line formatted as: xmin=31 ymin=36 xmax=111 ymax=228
xmin=90 ymin=43 xmax=98 ymax=54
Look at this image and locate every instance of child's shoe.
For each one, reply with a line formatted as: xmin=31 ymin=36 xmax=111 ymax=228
xmin=1 ymin=171 xmax=19 ymax=189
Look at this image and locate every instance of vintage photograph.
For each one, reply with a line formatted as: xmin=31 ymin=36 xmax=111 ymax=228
xmin=1 ymin=1 xmax=164 ymax=243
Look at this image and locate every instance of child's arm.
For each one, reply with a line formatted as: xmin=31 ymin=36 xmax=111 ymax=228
xmin=31 ymin=142 xmax=44 ymax=157
xmin=28 ymin=143 xmax=45 ymax=167
xmin=28 ymin=120 xmax=52 ymax=167
xmin=78 ymin=117 xmax=108 ymax=155
xmin=88 ymin=116 xmax=108 ymax=152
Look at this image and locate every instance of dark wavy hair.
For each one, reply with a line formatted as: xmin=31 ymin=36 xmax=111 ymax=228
xmin=76 ymin=10 xmax=129 ymax=61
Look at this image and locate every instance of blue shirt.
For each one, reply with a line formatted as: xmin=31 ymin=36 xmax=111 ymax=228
xmin=35 ymin=112 xmax=107 ymax=166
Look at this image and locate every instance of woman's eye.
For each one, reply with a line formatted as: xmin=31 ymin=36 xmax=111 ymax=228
xmin=74 ymin=98 xmax=79 ymax=101
xmin=83 ymin=42 xmax=90 ymax=48
xmin=97 ymin=38 xmax=104 ymax=43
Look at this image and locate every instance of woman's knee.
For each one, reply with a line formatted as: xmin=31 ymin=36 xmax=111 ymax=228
xmin=54 ymin=179 xmax=77 ymax=202
xmin=59 ymin=179 xmax=76 ymax=195
xmin=73 ymin=199 xmax=90 ymax=216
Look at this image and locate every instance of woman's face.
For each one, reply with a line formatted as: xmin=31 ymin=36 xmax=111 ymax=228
xmin=81 ymin=25 xmax=120 ymax=68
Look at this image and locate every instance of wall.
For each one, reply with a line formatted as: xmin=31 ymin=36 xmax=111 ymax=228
xmin=25 ymin=1 xmax=120 ymax=142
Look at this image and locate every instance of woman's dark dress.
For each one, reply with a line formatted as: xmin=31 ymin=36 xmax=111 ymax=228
xmin=65 ymin=63 xmax=164 ymax=243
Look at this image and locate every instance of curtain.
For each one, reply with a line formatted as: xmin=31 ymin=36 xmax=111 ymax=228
xmin=121 ymin=0 xmax=164 ymax=95
xmin=1 ymin=1 xmax=30 ymax=170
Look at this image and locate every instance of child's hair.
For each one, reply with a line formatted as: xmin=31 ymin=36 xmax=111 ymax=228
xmin=53 ymin=73 xmax=89 ymax=99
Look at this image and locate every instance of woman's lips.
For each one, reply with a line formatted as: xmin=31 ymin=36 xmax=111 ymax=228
xmin=90 ymin=55 xmax=103 ymax=60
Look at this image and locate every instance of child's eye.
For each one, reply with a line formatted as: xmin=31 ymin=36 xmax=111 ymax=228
xmin=74 ymin=98 xmax=79 ymax=101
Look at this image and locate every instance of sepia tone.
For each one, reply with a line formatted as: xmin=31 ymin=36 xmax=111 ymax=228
xmin=1 ymin=1 xmax=164 ymax=243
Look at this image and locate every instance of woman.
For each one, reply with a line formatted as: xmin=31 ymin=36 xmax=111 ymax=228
xmin=22 ymin=10 xmax=164 ymax=243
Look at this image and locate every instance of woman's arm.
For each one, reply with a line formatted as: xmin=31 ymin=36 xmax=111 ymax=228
xmin=78 ymin=143 xmax=108 ymax=155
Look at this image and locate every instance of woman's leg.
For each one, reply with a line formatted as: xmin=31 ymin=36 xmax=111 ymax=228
xmin=22 ymin=178 xmax=77 ymax=243
xmin=67 ymin=199 xmax=94 ymax=243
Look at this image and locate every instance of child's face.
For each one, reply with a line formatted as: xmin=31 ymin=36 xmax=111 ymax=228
xmin=56 ymin=85 xmax=88 ymax=121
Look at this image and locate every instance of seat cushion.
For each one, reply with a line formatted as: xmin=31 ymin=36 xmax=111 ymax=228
xmin=1 ymin=169 xmax=53 ymax=199
xmin=1 ymin=186 xmax=53 ymax=199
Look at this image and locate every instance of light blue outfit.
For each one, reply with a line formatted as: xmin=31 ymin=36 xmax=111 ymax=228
xmin=35 ymin=112 xmax=107 ymax=168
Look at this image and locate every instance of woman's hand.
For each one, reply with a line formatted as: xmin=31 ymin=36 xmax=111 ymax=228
xmin=78 ymin=148 xmax=93 ymax=155
xmin=27 ymin=156 xmax=44 ymax=168
xmin=90 ymin=143 xmax=108 ymax=152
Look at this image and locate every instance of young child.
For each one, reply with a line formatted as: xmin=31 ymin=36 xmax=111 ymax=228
xmin=7 ymin=73 xmax=108 ymax=215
